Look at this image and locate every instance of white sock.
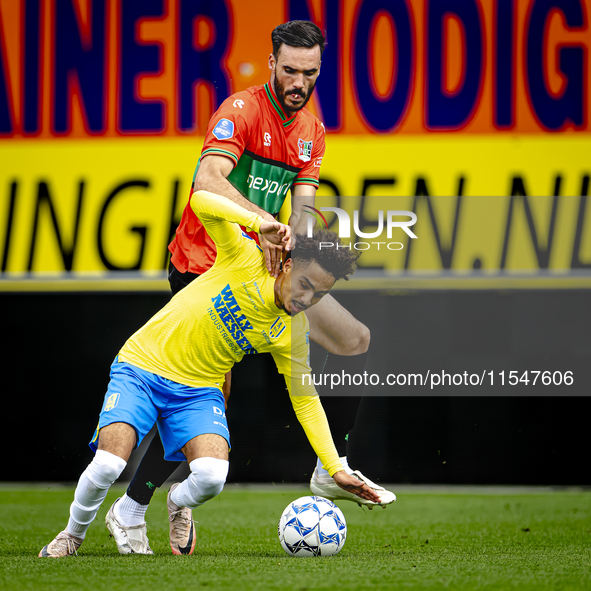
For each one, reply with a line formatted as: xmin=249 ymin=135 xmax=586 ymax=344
xmin=170 ymin=457 xmax=229 ymax=509
xmin=114 ymin=493 xmax=148 ymax=527
xmin=67 ymin=450 xmax=126 ymax=539
xmin=340 ymin=456 xmax=354 ymax=474
xmin=316 ymin=456 xmax=354 ymax=479
xmin=316 ymin=457 xmax=330 ymax=478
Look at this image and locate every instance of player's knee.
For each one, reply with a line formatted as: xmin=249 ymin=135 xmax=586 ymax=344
xmin=87 ymin=450 xmax=127 ymax=489
xmin=187 ymin=457 xmax=229 ymax=505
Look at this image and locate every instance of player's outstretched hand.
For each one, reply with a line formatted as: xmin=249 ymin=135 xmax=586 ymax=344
xmin=259 ymin=222 xmax=292 ymax=277
xmin=332 ymin=470 xmax=382 ymax=504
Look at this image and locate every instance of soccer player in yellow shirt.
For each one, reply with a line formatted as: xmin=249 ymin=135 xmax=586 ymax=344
xmin=39 ymin=189 xmax=380 ymax=558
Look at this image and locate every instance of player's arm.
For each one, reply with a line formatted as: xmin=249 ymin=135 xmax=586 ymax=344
xmin=289 ymin=120 xmax=325 ymax=239
xmin=288 ymin=392 xmax=380 ymax=503
xmin=271 ymin=328 xmax=341 ymax=474
xmin=196 ymin=154 xmax=286 ymax=277
xmin=289 ymin=184 xmax=317 ymax=237
xmin=288 ymin=392 xmax=341 ymax=476
xmin=261 ymin=182 xmax=316 ymax=277
xmin=273 ymin=329 xmax=380 ymax=503
xmin=194 ymin=155 xmax=276 ymax=222
xmin=259 ymin=179 xmax=314 ymax=277
xmin=190 ymin=190 xmax=290 ymax=253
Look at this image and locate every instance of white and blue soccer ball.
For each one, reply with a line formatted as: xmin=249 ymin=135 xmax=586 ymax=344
xmin=278 ymin=495 xmax=347 ymax=557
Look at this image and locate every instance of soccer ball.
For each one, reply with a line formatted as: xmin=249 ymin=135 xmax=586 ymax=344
xmin=278 ymin=495 xmax=347 ymax=557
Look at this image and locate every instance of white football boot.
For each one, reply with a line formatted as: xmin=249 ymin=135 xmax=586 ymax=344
xmin=39 ymin=530 xmax=83 ymax=557
xmin=310 ymin=458 xmax=396 ymax=509
xmin=105 ymin=498 xmax=153 ymax=555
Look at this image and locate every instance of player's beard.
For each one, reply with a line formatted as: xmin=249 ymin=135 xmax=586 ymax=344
xmin=274 ymin=77 xmax=316 ymax=115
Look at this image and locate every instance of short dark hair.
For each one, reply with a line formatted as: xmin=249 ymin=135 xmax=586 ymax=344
xmin=272 ymin=20 xmax=326 ymax=59
xmin=292 ymin=229 xmax=360 ymax=282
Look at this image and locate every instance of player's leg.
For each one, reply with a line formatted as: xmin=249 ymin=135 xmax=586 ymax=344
xmin=40 ymin=360 xmax=157 ymax=557
xmin=117 ymin=435 xmax=182 ymax=518
xmin=39 ymin=423 xmax=137 ymax=557
xmin=166 ymin=434 xmax=229 ymax=555
xmin=170 ymin=434 xmax=229 ymax=508
xmin=118 ymin=374 xmax=230 ymax=524
xmin=158 ymin=385 xmax=230 ymax=555
xmin=305 ymin=295 xmax=395 ymax=507
xmin=40 ymin=361 xmax=161 ymax=557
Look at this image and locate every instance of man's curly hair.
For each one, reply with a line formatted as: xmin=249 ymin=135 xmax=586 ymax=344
xmin=291 ymin=229 xmax=360 ymax=281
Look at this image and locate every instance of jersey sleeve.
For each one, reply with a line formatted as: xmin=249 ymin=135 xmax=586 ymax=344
xmin=189 ymin=190 xmax=264 ymax=258
xmin=291 ymin=119 xmax=325 ymax=191
xmin=271 ymin=314 xmax=342 ymax=476
xmin=200 ymin=94 xmax=254 ymax=167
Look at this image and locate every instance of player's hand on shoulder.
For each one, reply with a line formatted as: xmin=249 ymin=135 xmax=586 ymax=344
xmin=259 ymin=220 xmax=291 ymax=246
xmin=332 ymin=470 xmax=382 ymax=504
xmin=259 ymin=223 xmax=291 ymax=278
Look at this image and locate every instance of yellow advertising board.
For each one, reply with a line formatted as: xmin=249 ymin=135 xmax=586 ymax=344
xmin=0 ymin=0 xmax=590 ymax=289
xmin=1 ymin=134 xmax=590 ymax=290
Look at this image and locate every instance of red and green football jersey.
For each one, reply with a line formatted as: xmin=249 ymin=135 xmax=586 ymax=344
xmin=169 ymin=82 xmax=326 ymax=274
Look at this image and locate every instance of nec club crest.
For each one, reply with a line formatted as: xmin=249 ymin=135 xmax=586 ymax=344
xmin=298 ymin=138 xmax=313 ymax=162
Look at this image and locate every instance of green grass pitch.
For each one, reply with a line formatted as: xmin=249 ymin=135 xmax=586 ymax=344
xmin=1 ymin=485 xmax=590 ymax=590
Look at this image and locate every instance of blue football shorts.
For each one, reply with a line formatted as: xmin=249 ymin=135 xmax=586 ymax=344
xmin=89 ymin=358 xmax=230 ymax=461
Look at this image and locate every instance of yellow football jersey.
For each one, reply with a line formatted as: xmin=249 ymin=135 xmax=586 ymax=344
xmin=119 ymin=190 xmax=341 ymax=476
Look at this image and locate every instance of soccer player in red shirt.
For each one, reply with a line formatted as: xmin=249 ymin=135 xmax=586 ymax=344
xmin=106 ymin=20 xmax=395 ymax=556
